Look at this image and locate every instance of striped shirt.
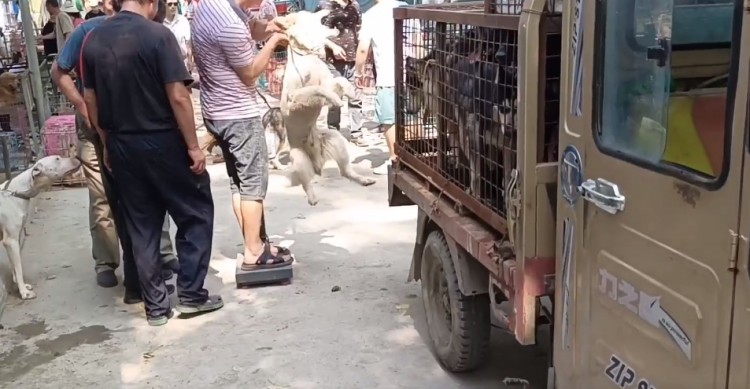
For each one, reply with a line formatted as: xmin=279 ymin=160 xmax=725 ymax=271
xmin=192 ymin=0 xmax=261 ymax=120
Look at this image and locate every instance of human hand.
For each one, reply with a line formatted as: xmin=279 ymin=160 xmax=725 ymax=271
xmin=330 ymin=44 xmax=346 ymax=60
xmin=102 ymin=146 xmax=112 ymax=172
xmin=266 ymin=17 xmax=287 ymax=33
xmin=75 ymin=102 xmax=92 ymax=129
xmin=187 ymin=146 xmax=206 ymax=175
xmin=270 ymin=32 xmax=289 ymax=48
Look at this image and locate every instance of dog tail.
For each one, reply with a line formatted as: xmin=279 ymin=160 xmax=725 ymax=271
xmin=287 ymin=86 xmax=344 ymax=111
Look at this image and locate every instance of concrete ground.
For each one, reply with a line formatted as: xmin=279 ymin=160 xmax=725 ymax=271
xmin=0 ymin=94 xmax=549 ymax=388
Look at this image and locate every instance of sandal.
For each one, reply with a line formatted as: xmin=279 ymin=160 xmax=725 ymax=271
xmin=241 ymin=242 xmax=294 ymax=271
xmin=175 ymin=294 xmax=224 ymax=314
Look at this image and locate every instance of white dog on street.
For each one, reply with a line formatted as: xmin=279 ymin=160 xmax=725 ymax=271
xmin=0 ymin=155 xmax=81 ymax=299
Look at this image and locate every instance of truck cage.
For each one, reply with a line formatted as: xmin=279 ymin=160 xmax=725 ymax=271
xmin=390 ymin=0 xmax=562 ymax=345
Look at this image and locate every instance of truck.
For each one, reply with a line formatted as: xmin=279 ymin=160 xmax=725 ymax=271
xmin=389 ymin=0 xmax=749 ymax=387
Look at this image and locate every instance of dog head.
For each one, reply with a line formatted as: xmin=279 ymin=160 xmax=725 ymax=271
xmin=276 ymin=10 xmax=339 ymax=53
xmin=30 ymin=155 xmax=81 ymax=185
xmin=0 ymin=72 xmax=20 ymax=106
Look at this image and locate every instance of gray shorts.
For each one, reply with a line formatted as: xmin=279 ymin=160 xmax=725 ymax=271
xmin=204 ymin=117 xmax=268 ymax=201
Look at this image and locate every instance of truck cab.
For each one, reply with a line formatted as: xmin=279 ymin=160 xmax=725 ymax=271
xmin=555 ymin=0 xmax=750 ymax=387
xmin=389 ymin=0 xmax=750 ymax=386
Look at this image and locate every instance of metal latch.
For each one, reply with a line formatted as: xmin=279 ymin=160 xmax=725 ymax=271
xmin=580 ymin=178 xmax=626 ymax=215
xmin=646 ymin=37 xmax=671 ymax=67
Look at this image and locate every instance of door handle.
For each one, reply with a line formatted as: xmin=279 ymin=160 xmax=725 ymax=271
xmin=580 ymin=178 xmax=626 ymax=215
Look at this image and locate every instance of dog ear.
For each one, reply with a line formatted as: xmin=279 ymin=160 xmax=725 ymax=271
xmin=31 ymin=163 xmax=42 ymax=180
xmin=314 ymin=9 xmax=330 ymax=20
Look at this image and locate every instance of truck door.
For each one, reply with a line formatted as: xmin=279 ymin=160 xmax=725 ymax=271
xmin=555 ymin=0 xmax=744 ymax=387
xmin=727 ymin=2 xmax=750 ymax=383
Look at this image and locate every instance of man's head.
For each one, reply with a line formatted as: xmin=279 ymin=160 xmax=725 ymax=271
xmin=119 ymin=0 xmax=163 ymax=21
xmin=87 ymin=0 xmax=100 ymax=10
xmin=45 ymin=0 xmax=60 ymax=15
xmin=103 ymin=0 xmax=116 ymax=14
xmin=165 ymin=0 xmax=178 ymax=19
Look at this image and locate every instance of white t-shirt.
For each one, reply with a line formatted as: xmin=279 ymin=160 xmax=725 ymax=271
xmin=359 ymin=0 xmax=420 ymax=87
xmin=164 ymin=14 xmax=191 ymax=59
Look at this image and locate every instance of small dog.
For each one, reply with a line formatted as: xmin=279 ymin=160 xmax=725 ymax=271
xmin=0 ymin=155 xmax=81 ymax=299
xmin=276 ymin=10 xmax=376 ymax=206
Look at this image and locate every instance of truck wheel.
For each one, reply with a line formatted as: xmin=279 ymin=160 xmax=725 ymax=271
xmin=420 ymin=230 xmax=491 ymax=372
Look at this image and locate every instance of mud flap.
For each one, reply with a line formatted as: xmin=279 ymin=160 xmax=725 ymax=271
xmin=389 ymin=169 xmax=415 ymax=207
xmin=408 ymin=209 xmax=430 ymax=283
xmin=444 ymin=236 xmax=488 ymax=296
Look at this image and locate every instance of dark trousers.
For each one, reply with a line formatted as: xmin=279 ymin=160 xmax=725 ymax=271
xmin=88 ymin=133 xmax=141 ymax=292
xmin=107 ymin=130 xmax=214 ymax=318
xmin=326 ymin=60 xmax=363 ymax=136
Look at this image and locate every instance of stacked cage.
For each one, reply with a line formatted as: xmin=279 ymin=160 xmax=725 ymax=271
xmin=0 ymin=70 xmax=37 ymax=180
xmin=40 ymin=60 xmax=85 ymax=186
xmin=395 ymin=0 xmax=561 ymax=228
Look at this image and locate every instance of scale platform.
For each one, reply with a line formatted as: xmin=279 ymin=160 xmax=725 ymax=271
xmin=235 ymin=255 xmax=294 ymax=287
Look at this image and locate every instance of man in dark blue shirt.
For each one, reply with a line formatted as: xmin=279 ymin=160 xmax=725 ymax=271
xmin=51 ymin=1 xmax=179 ymax=301
xmin=81 ymin=0 xmax=223 ymax=326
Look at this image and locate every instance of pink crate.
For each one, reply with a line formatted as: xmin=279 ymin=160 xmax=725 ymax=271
xmin=43 ymin=115 xmax=77 ymax=157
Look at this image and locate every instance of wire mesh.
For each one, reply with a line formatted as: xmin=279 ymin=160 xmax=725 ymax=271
xmin=397 ymin=16 xmax=561 ymax=219
xmin=0 ymin=71 xmax=36 ymax=178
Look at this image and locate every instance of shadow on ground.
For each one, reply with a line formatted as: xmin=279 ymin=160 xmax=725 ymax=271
xmin=0 ymin=158 xmax=548 ymax=388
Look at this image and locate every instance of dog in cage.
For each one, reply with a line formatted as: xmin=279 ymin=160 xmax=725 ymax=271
xmin=0 ymin=72 xmax=20 ymax=107
xmin=448 ymin=27 xmax=519 ymax=199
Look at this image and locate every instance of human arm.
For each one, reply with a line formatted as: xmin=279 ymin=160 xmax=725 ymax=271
xmin=324 ymin=39 xmax=345 ymax=60
xmin=51 ymin=27 xmax=89 ymax=127
xmin=157 ymin=31 xmax=204 ymax=173
xmin=219 ymin=23 xmax=286 ymax=86
xmin=354 ymin=16 xmax=372 ymax=86
xmin=58 ymin=13 xmax=75 ymax=42
xmin=82 ymin=88 xmax=104 ymax=141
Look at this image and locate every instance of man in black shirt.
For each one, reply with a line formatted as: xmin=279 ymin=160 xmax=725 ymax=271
xmin=81 ymin=0 xmax=222 ymax=326
xmin=85 ymin=0 xmax=105 ymax=19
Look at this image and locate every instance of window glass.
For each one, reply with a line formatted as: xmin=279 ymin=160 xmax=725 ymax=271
xmin=597 ymin=0 xmax=732 ymax=179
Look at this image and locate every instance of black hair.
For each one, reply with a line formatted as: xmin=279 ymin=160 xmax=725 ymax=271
xmin=152 ymin=0 xmax=166 ymax=22
xmin=45 ymin=0 xmax=60 ymax=8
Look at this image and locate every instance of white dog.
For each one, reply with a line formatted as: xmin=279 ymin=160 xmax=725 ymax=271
xmin=0 ymin=155 xmax=81 ymax=299
xmin=277 ymin=10 xmax=376 ymax=206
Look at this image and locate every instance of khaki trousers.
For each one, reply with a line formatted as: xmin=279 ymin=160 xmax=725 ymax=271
xmin=78 ymin=138 xmax=177 ymax=273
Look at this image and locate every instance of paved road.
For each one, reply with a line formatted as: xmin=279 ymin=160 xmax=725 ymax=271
xmin=0 ymin=143 xmax=549 ymax=388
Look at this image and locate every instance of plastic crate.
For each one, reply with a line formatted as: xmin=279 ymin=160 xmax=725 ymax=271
xmin=42 ymin=115 xmax=85 ymax=185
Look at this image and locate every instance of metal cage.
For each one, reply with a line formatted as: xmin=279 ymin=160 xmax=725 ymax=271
xmin=394 ymin=1 xmax=561 ymax=233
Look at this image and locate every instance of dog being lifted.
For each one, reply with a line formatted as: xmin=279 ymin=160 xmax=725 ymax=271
xmin=276 ymin=10 xmax=375 ymax=206
xmin=1 ymin=154 xmax=81 ymax=299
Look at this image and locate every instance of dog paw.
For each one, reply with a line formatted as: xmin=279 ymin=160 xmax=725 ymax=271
xmin=360 ymin=178 xmax=376 ymax=186
xmin=24 ymin=283 xmax=33 ymax=291
xmin=20 ymin=288 xmax=36 ymax=300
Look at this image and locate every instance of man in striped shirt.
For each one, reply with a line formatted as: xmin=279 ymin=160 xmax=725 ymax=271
xmin=192 ymin=0 xmax=292 ymax=269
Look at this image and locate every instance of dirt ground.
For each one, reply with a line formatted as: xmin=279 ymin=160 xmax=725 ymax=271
xmin=0 ymin=134 xmax=549 ymax=388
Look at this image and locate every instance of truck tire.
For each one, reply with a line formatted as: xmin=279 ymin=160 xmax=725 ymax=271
xmin=420 ymin=230 xmax=491 ymax=373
